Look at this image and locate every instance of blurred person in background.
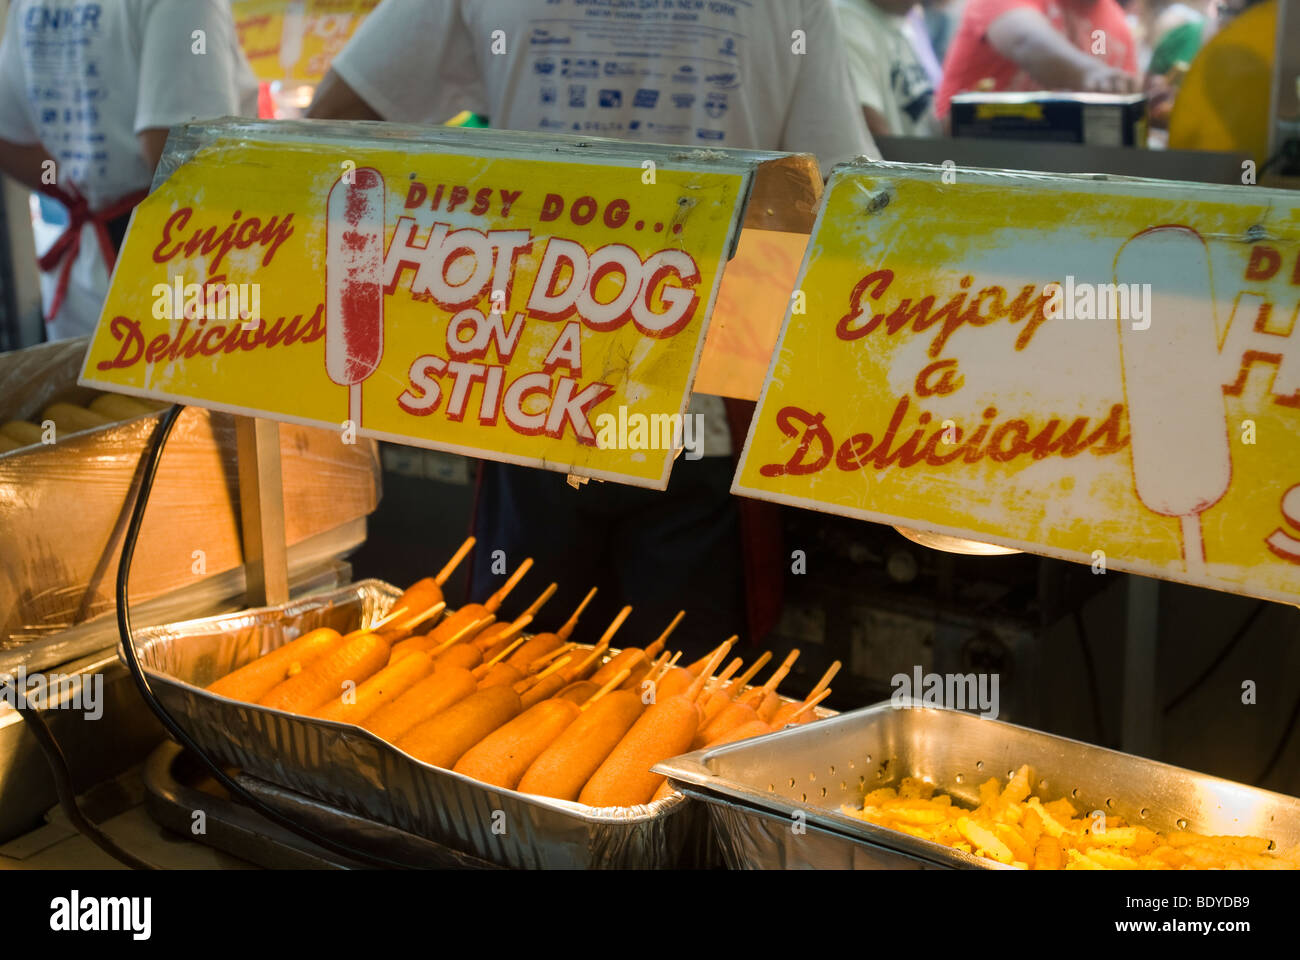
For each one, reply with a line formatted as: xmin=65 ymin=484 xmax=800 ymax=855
xmin=0 ymin=0 xmax=256 ymax=341
xmin=1138 ymin=0 xmax=1210 ymax=127
xmin=309 ymin=0 xmax=877 ymax=659
xmin=935 ymin=0 xmax=1139 ymax=118
xmin=835 ymin=0 xmax=943 ymax=137
xmin=923 ymin=0 xmax=967 ymax=61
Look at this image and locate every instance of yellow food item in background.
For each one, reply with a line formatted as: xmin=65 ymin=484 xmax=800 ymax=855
xmin=0 ymin=420 xmax=43 ymax=446
xmin=41 ymin=403 xmax=111 ymax=435
xmin=842 ymin=765 xmax=1300 ymax=870
xmin=89 ymin=393 xmax=161 ymax=420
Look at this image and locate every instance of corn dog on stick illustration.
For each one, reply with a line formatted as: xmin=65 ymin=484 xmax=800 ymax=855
xmin=326 ymin=167 xmax=386 ymax=427
xmin=1114 ymin=225 xmax=1230 ymax=575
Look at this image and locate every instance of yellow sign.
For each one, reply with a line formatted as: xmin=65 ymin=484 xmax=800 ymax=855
xmin=82 ymin=121 xmax=752 ymax=488
xmin=232 ymin=0 xmax=378 ymax=85
xmin=734 ymin=162 xmax=1300 ymax=605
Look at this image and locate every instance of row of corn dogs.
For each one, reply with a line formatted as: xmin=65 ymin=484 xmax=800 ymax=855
xmin=0 ymin=394 xmax=165 ymax=453
xmin=205 ymin=537 xmax=837 ymax=808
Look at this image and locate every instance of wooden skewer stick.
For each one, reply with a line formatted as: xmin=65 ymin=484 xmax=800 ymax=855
xmin=756 ymin=649 xmax=801 ymax=697
xmin=685 ymin=640 xmax=733 ymax=702
xmin=434 ymin=535 xmax=476 ymax=585
xmin=596 ymin=605 xmax=633 ymax=650
xmin=725 ymin=650 xmax=772 ymax=695
xmin=432 ymin=616 xmax=495 ymax=656
xmin=370 ymin=605 xmax=410 ymax=630
xmin=808 ymin=660 xmax=842 ymax=700
xmin=644 ymin=610 xmax=685 ymax=660
xmin=491 ymin=614 xmax=534 ymax=647
xmin=652 ymin=650 xmax=682 ymax=685
xmin=473 ymin=636 xmax=527 ymax=677
xmin=580 ymin=668 xmax=633 ymax=710
xmin=567 ymin=639 xmax=610 ymax=679
xmin=523 ymin=583 xmax=558 ymax=619
xmin=705 ymin=657 xmax=743 ymax=695
xmin=397 ymin=600 xmax=448 ymax=632
xmin=641 ymin=651 xmax=673 ymax=688
xmin=787 ymin=688 xmax=832 ymax=723
xmin=528 ymin=641 xmax=578 ymax=673
xmin=556 ymin=587 xmax=598 ymax=641
xmin=515 ymin=655 xmax=573 ymax=692
xmin=484 ymin=557 xmax=534 ymax=613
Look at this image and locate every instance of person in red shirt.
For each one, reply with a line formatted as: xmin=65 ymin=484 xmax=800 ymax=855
xmin=935 ymin=0 xmax=1139 ymax=116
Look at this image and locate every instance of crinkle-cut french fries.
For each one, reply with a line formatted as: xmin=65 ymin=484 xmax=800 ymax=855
xmin=841 ymin=764 xmax=1300 ymax=870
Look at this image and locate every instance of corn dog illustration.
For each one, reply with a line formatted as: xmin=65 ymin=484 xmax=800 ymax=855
xmin=1114 ymin=226 xmax=1231 ymax=575
xmin=326 ymin=167 xmax=386 ymax=427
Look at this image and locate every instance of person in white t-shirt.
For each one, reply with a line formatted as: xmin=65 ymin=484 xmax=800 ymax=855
xmin=310 ymin=0 xmax=877 ymax=657
xmin=834 ymin=0 xmax=942 ymax=137
xmin=0 ymin=0 xmax=258 ymax=341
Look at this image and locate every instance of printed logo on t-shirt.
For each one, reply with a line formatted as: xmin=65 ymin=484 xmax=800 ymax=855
xmin=893 ymin=62 xmax=934 ymax=123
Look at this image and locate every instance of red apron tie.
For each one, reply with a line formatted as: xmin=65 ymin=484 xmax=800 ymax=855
xmin=36 ymin=182 xmax=148 ymax=326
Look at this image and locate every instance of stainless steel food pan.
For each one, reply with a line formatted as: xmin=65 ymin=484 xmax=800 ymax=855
xmin=655 ymin=701 xmax=1300 ymax=869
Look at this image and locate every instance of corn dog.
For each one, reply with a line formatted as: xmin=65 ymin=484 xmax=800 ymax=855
xmin=478 ymin=615 xmax=534 ymax=661
xmin=471 ymin=636 xmax=526 ymax=679
xmin=558 ymin=639 xmax=609 ymax=683
xmin=493 ymin=584 xmax=592 ymax=665
xmin=43 ymin=402 xmax=110 ymax=434
xmin=701 ymin=651 xmax=772 ymax=722
xmin=259 ymin=631 xmax=391 ymax=714
xmin=207 ymin=628 xmax=343 ymax=703
xmin=517 ymin=689 xmax=644 ymax=801
xmin=771 ymin=688 xmax=833 ymax=728
xmin=0 ymin=421 xmax=43 ymax=446
xmin=658 ymin=639 xmax=734 ymax=709
xmin=738 ymin=649 xmax=800 ymax=709
xmin=505 ymin=633 xmax=564 ymax=671
xmin=390 ymin=615 xmax=490 ymax=664
xmin=391 ymin=536 xmax=476 ymax=630
xmin=312 ymin=650 xmax=434 ymax=724
xmin=556 ymin=681 xmax=599 ymax=705
xmin=477 ymin=662 xmax=525 ymax=689
xmin=703 ymin=718 xmax=774 ymax=748
xmin=579 ymin=645 xmax=727 ymax=807
xmin=474 ymin=582 xmax=555 ymax=650
xmin=617 ymin=612 xmax=684 ymax=690
xmin=398 ymin=685 xmax=522 ymax=769
xmin=516 ymin=656 xmax=574 ymax=709
xmin=767 ymin=662 xmax=839 ymax=725
xmin=695 ymin=648 xmax=790 ymax=747
xmin=363 ymin=666 xmax=477 ymax=743
xmin=89 ymin=393 xmax=158 ymax=420
xmin=432 ymin=643 xmax=483 ymax=672
xmin=452 ymin=699 xmax=581 ymax=789
xmin=421 ymin=557 xmax=531 ymax=657
xmin=650 ymin=779 xmax=677 ymax=804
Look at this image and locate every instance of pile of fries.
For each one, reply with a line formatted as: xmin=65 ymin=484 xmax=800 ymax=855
xmin=841 ymin=765 xmax=1300 ymax=869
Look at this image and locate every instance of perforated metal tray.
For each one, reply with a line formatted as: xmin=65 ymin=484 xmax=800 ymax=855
xmin=655 ymin=702 xmax=1300 ymax=869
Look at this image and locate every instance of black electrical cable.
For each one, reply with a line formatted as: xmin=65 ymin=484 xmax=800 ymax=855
xmin=117 ymin=404 xmax=412 ymax=870
xmin=4 ymin=677 xmax=158 ymax=869
xmin=1163 ymin=601 xmax=1266 ymax=715
xmin=1071 ymin=609 xmax=1108 ymax=747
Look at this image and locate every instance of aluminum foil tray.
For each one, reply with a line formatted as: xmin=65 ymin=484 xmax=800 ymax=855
xmin=126 ymin=579 xmax=716 ymax=869
xmin=654 ymin=702 xmax=1300 ymax=870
